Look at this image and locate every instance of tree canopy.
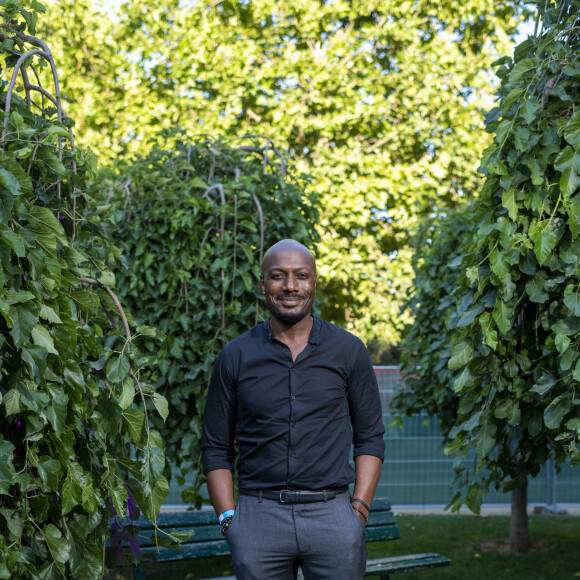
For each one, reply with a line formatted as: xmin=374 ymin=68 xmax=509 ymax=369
xmin=40 ymin=0 xmax=522 ymax=351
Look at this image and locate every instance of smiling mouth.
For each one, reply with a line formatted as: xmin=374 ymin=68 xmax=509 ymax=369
xmin=277 ymin=295 xmax=305 ymax=306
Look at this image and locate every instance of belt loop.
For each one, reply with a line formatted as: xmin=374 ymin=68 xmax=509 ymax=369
xmin=323 ymin=490 xmax=328 ymax=503
xmin=259 ymin=491 xmax=263 ymax=503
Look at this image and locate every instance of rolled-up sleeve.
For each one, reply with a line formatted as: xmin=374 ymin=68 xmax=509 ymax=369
xmin=347 ymin=342 xmax=385 ymax=461
xmin=202 ymin=347 xmax=237 ymax=474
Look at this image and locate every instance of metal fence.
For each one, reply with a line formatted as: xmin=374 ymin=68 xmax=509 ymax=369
xmin=375 ymin=366 xmax=580 ymax=509
xmin=164 ymin=366 xmax=579 ymax=508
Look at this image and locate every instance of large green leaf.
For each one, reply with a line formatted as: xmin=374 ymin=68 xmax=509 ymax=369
xmin=0 ymin=168 xmax=21 ymax=196
xmin=564 ymin=293 xmax=580 ymax=316
xmin=123 ymin=409 xmax=145 ymax=443
xmin=519 ymin=98 xmax=539 ymax=124
xmin=566 ymin=195 xmax=580 ymax=237
xmin=448 ymin=341 xmax=474 ymax=370
xmin=525 ymin=277 xmax=549 ymax=303
xmin=0 ymin=223 xmax=25 ymax=257
xmin=61 ymin=478 xmax=82 ymax=515
xmin=117 ymin=378 xmax=135 ymax=410
xmin=152 ymin=392 xmax=169 ymax=421
xmin=106 ymin=355 xmax=130 ymax=383
xmin=8 ymin=302 xmax=39 ymax=348
xmin=489 ymin=249 xmax=509 ymax=278
xmin=554 ymin=146 xmax=580 ymax=198
xmin=81 ymin=482 xmax=98 ymax=514
xmin=42 ymin=524 xmax=71 ymax=564
xmin=71 ymin=547 xmax=102 ymax=580
xmin=45 ymin=388 xmax=68 ymax=435
xmin=564 ymin=110 xmax=580 ymax=150
xmin=453 ymin=367 xmax=472 ymax=393
xmin=35 ymin=457 xmax=61 ymax=492
xmin=509 ymin=57 xmax=537 ymax=82
xmin=531 ymin=225 xmax=557 ymax=266
xmin=492 ymin=300 xmax=512 ymax=335
xmin=531 ymin=375 xmax=556 ymax=396
xmin=475 ymin=421 xmax=497 ymax=459
xmin=494 ymin=399 xmax=520 ymax=426
xmin=501 ymin=189 xmax=518 ymax=221
xmin=0 ymin=440 xmax=15 ymax=495
xmin=109 ymin=477 xmax=128 ymax=519
xmin=544 ymin=393 xmax=572 ymax=430
xmin=27 ymin=206 xmax=67 ymax=245
xmin=552 ymin=318 xmax=580 ymax=336
xmin=31 ymin=325 xmax=58 ymax=355
xmin=0 ymin=188 xmax=15 ymax=225
xmin=3 ymin=389 xmax=20 ymax=416
xmin=141 ymin=445 xmax=165 ymax=495
xmin=146 ymin=474 xmax=169 ymax=521
xmin=1 ymin=158 xmax=33 ymax=196
xmin=0 ymin=507 xmax=23 ymax=539
xmin=36 ymin=148 xmax=67 ymax=178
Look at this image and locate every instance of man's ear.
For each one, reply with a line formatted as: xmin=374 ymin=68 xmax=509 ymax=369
xmin=260 ymin=275 xmax=265 ymax=293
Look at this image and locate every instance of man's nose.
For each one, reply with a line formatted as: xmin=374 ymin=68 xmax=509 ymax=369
xmin=283 ymin=274 xmax=299 ymax=291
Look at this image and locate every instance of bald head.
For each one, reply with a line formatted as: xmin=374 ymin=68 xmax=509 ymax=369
xmin=261 ymin=239 xmax=316 ymax=277
xmin=260 ymin=239 xmax=317 ymax=326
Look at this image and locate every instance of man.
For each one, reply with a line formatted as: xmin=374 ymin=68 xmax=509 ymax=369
xmin=202 ymin=239 xmax=385 ymax=580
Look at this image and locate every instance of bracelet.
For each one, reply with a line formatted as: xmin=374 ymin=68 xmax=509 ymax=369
xmin=220 ymin=515 xmax=234 ymax=535
xmin=352 ymin=506 xmax=369 ymax=522
xmin=219 ymin=509 xmax=235 ymax=524
xmin=351 ymin=498 xmax=371 ymax=513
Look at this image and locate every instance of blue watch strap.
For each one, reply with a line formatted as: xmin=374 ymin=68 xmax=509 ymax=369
xmin=219 ymin=509 xmax=235 ymax=524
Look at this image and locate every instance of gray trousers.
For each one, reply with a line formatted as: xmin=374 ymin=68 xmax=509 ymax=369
xmin=225 ymin=491 xmax=366 ymax=580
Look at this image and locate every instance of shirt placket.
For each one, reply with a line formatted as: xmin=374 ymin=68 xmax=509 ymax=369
xmin=287 ymin=363 xmax=296 ymax=488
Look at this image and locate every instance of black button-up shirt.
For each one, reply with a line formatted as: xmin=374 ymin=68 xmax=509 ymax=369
xmin=202 ymin=316 xmax=385 ymax=490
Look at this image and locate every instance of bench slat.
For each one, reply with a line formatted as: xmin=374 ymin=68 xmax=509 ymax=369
xmin=125 ymin=510 xmax=218 ymax=530
xmin=364 ymin=526 xmax=400 ymax=542
xmin=364 ymin=553 xmax=452 ymax=576
xmin=131 ymin=526 xmax=222 ymax=547
xmin=141 ymin=540 xmax=231 ymax=560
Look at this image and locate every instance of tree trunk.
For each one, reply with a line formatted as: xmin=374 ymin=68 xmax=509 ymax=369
xmin=510 ymin=473 xmax=529 ymax=552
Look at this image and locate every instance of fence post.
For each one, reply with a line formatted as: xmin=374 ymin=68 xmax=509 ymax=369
xmin=545 ymin=456 xmax=567 ymax=515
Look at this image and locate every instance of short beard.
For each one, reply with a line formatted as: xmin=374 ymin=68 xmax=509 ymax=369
xmin=270 ymin=308 xmax=307 ymax=325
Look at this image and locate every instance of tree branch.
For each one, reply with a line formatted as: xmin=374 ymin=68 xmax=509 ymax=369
xmin=77 ymin=277 xmax=132 ymax=349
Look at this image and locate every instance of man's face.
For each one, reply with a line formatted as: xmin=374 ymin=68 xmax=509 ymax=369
xmin=261 ymin=248 xmax=317 ymax=325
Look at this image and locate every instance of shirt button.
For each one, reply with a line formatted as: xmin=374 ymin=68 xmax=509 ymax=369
xmin=291 ymin=395 xmax=296 ymax=400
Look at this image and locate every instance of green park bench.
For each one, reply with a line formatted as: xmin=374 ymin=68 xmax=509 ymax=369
xmin=116 ymin=497 xmax=450 ymax=579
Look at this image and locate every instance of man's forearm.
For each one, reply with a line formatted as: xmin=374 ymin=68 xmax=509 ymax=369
xmin=206 ymin=468 xmax=236 ymax=517
xmin=352 ymin=454 xmax=382 ymax=510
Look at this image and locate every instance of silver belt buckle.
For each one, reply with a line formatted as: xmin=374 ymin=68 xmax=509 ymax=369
xmin=279 ymin=490 xmax=288 ymax=503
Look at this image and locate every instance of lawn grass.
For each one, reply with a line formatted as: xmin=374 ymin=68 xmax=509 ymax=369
xmin=107 ymin=514 xmax=580 ymax=579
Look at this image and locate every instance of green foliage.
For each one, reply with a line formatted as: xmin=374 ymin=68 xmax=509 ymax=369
xmin=393 ymin=207 xmax=475 ymax=435
xmin=396 ymin=0 xmax=580 ymax=514
xmin=0 ymin=4 xmax=174 ymax=578
xmin=104 ymin=130 xmax=318 ymax=503
xmin=39 ymin=0 xmax=523 ymax=349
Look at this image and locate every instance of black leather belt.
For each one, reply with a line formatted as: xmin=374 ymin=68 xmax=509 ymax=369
xmin=239 ymin=486 xmax=348 ymax=503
